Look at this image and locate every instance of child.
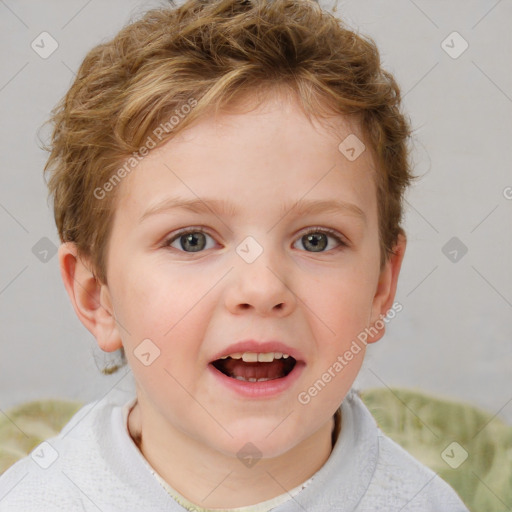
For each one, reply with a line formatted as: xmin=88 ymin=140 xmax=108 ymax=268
xmin=0 ymin=0 xmax=470 ymax=510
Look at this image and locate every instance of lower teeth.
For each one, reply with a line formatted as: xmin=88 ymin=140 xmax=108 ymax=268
xmin=234 ymin=376 xmax=273 ymax=382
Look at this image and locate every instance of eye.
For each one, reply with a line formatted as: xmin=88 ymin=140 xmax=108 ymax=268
xmin=164 ymin=228 xmax=216 ymax=253
xmin=293 ymin=227 xmax=348 ymax=253
xmin=163 ymin=226 xmax=348 ymax=254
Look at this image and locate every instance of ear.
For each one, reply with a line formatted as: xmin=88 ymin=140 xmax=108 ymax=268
xmin=58 ymin=242 xmax=122 ymax=352
xmin=366 ymin=230 xmax=407 ymax=344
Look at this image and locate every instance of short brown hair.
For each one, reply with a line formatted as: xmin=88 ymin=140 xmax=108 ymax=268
xmin=42 ymin=0 xmax=417 ymax=287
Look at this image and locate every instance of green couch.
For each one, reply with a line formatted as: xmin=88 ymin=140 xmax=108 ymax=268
xmin=1 ymin=388 xmax=511 ymax=511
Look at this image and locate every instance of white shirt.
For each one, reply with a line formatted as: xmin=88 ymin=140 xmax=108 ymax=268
xmin=0 ymin=388 xmax=469 ymax=511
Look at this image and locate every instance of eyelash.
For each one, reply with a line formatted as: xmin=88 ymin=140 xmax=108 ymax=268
xmin=162 ymin=226 xmax=349 ymax=253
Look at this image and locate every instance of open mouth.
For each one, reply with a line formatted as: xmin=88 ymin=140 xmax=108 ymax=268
xmin=210 ymin=355 xmax=297 ymax=382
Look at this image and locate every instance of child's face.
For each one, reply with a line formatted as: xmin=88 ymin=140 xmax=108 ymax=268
xmin=72 ymin=92 xmax=404 ymax=458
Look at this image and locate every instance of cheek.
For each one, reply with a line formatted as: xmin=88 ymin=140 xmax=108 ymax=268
xmin=114 ymin=260 xmax=191 ymax=328
xmin=299 ymin=280 xmax=374 ymax=375
xmin=309 ymin=269 xmax=374 ymax=327
xmin=116 ymin=269 xmax=214 ymax=368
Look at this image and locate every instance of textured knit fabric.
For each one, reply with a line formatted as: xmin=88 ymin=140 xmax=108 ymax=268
xmin=0 ymin=389 xmax=469 ymax=511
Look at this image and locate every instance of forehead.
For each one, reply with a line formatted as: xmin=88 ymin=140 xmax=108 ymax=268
xmin=114 ymin=91 xmax=377 ymax=225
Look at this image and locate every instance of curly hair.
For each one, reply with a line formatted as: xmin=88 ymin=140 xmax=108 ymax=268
xmin=41 ymin=0 xmax=417 ymax=296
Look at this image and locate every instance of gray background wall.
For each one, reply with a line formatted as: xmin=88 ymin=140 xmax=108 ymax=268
xmin=0 ymin=0 xmax=511 ymax=424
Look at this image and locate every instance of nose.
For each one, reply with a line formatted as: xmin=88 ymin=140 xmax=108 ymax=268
xmin=224 ymin=245 xmax=297 ymax=317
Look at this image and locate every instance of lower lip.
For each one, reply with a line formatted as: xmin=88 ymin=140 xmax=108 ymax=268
xmin=207 ymin=361 xmax=306 ymax=399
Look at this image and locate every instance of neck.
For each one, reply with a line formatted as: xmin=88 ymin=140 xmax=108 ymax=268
xmin=127 ymin=400 xmax=337 ymax=509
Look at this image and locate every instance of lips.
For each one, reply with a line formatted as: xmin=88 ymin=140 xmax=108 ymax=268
xmin=209 ymin=340 xmax=305 ymax=363
xmin=209 ymin=340 xmax=305 ymax=382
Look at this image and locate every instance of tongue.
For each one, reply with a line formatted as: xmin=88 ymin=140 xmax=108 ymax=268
xmin=222 ymin=359 xmax=286 ymax=380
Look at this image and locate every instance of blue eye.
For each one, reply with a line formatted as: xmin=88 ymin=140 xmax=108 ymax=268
xmin=164 ymin=227 xmax=347 ymax=253
xmin=165 ymin=228 xmax=215 ymax=253
xmin=293 ymin=227 xmax=347 ymax=253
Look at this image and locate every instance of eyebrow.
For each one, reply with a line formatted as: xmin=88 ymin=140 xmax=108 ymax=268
xmin=139 ymin=196 xmax=367 ymax=225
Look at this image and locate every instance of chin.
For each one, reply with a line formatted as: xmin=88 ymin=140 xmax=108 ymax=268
xmin=216 ymin=429 xmax=301 ymax=461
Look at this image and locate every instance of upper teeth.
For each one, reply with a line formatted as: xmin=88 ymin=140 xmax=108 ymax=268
xmin=220 ymin=352 xmax=290 ymax=362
